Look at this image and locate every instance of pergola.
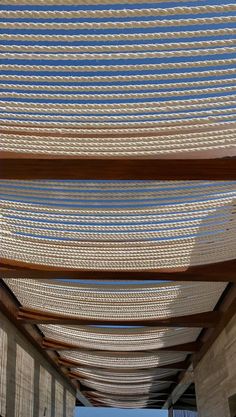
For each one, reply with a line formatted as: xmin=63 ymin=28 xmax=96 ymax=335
xmin=1 ymin=0 xmax=236 ymax=413
xmin=1 ymin=181 xmax=236 ymax=410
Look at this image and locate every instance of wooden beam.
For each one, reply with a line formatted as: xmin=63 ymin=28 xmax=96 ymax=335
xmin=58 ymin=357 xmax=189 ymax=371
xmin=1 ymin=158 xmax=236 ymax=180
xmin=1 ymin=258 xmax=235 ymax=282
xmin=18 ymin=307 xmax=220 ymax=327
xmin=0 ymin=280 xmax=77 ymax=391
xmin=42 ymin=338 xmax=200 ymax=353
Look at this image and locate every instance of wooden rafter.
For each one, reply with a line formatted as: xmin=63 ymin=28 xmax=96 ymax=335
xmin=1 ymin=258 xmax=236 ymax=282
xmin=18 ymin=307 xmax=221 ymax=327
xmin=1 ymin=157 xmax=236 ymax=180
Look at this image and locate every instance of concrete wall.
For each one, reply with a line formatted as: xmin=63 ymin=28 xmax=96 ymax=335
xmin=194 ymin=313 xmax=236 ymax=417
xmin=0 ymin=310 xmax=76 ymax=417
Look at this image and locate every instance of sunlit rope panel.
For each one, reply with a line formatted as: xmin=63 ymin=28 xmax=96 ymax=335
xmin=85 ymin=393 xmax=164 ymax=408
xmin=59 ymin=349 xmax=187 ymax=369
xmin=1 ymin=180 xmax=236 ymax=270
xmin=87 ymin=397 xmax=165 ymax=408
xmin=3 ymin=279 xmax=226 ymax=321
xmin=79 ymin=389 xmax=179 ymax=407
xmin=70 ymin=366 xmax=178 ymax=383
xmin=84 ymin=390 xmax=171 ymax=402
xmin=77 ymin=379 xmax=171 ymax=395
xmin=40 ymin=324 xmax=201 ymax=351
xmin=1 ymin=2 xmax=236 ymax=158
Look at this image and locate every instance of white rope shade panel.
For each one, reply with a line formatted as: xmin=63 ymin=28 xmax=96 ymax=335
xmin=1 ymin=39 xmax=236 ymax=54
xmin=2 ymin=128 xmax=236 ymax=156
xmin=87 ymin=397 xmax=164 ymax=408
xmin=1 ymin=27 xmax=236 ymax=44
xmin=39 ymin=324 xmax=201 ymax=351
xmin=85 ymin=387 xmax=178 ymax=407
xmin=1 ymin=67 xmax=235 ymax=83
xmin=59 ymin=350 xmax=187 ymax=369
xmin=2 ymin=84 xmax=236 ymax=100
xmin=85 ymin=390 xmax=171 ymax=401
xmin=2 ymin=58 xmax=236 ymax=74
xmin=2 ymin=17 xmax=236 ymax=31
xmin=0 ymin=27 xmax=236 ymax=46
xmin=70 ymin=366 xmax=177 ymax=383
xmin=71 ymin=366 xmax=177 ymax=381
xmin=1 ymin=2 xmax=236 ymax=158
xmin=1 ymin=180 xmax=236 ymax=270
xmin=90 ymin=400 xmax=161 ymax=408
xmin=2 ymin=47 xmax=236 ymax=61
xmin=1 ymin=95 xmax=235 ymax=114
xmin=3 ymin=279 xmax=226 ymax=321
xmin=2 ymin=107 xmax=236 ymax=122
xmin=0 ymin=0 xmax=214 ymax=5
xmin=3 ymin=236 xmax=235 ymax=269
xmin=3 ymin=121 xmax=236 ymax=137
xmin=78 ymin=379 xmax=171 ymax=395
xmin=3 ymin=5 xmax=236 ymax=19
xmin=1 ymin=107 xmax=236 ymax=121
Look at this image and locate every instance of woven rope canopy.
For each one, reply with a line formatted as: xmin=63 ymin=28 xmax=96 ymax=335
xmin=1 ymin=179 xmax=235 ymax=408
xmin=1 ymin=1 xmax=236 ymax=158
xmin=3 ymin=279 xmax=227 ymax=320
xmin=40 ymin=324 xmax=201 ymax=351
xmin=1 ymin=180 xmax=236 ymax=269
xmin=1 ymin=0 xmax=236 ymax=408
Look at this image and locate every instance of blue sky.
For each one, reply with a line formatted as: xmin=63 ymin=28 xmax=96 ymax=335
xmin=75 ymin=407 xmax=168 ymax=417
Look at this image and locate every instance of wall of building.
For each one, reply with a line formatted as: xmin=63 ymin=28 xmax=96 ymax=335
xmin=0 ymin=310 xmax=76 ymax=417
xmin=194 ymin=313 xmax=236 ymax=417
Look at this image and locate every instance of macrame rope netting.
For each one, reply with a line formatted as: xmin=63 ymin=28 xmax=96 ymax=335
xmin=2 ymin=4 xmax=236 ymax=19
xmin=1 ymin=180 xmax=236 ymax=269
xmin=39 ymin=324 xmax=201 ymax=351
xmin=1 ymin=1 xmax=236 ymax=158
xmin=3 ymin=279 xmax=226 ymax=321
xmin=59 ymin=349 xmax=187 ymax=369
